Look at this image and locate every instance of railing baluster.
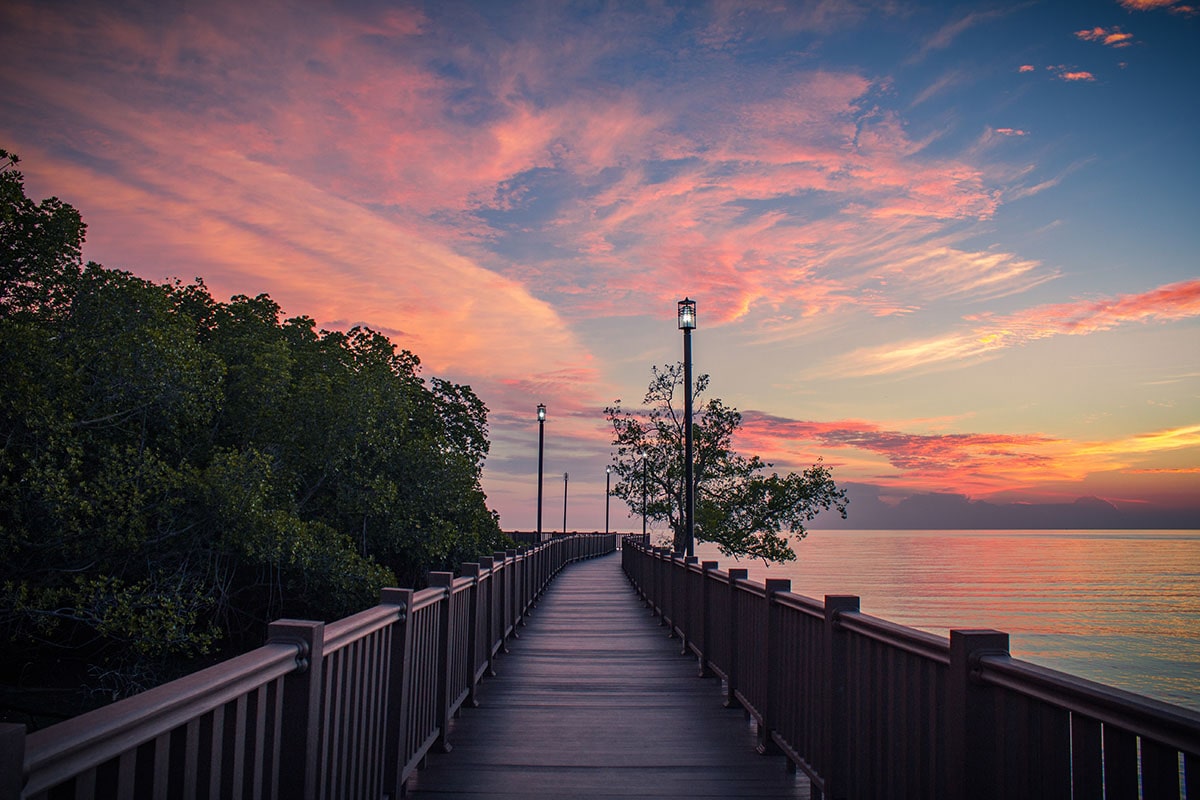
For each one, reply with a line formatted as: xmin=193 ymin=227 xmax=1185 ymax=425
xmin=724 ymin=568 xmax=748 ymax=709
xmin=757 ymin=578 xmax=790 ymax=755
xmin=699 ymin=561 xmax=718 ymax=677
xmin=823 ymin=595 xmax=858 ymax=800
xmin=429 ymin=572 xmax=455 ymax=755
xmin=381 ymin=587 xmax=413 ymax=799
xmin=1140 ymin=738 xmax=1180 ymax=799
xmin=1104 ymin=724 xmax=1140 ymax=800
xmin=462 ymin=563 xmax=483 ymax=707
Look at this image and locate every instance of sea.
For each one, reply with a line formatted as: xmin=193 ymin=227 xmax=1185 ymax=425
xmin=692 ymin=529 xmax=1200 ymax=713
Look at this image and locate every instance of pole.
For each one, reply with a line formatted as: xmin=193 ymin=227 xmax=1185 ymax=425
xmin=537 ymin=415 xmax=545 ymax=537
xmin=641 ymin=456 xmax=647 ymax=539
xmin=683 ymin=325 xmax=694 ymax=557
xmin=605 ymin=468 xmax=611 ymax=535
xmin=562 ymin=472 xmax=569 ymax=534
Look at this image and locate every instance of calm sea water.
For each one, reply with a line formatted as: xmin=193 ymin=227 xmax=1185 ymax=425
xmin=694 ymin=529 xmax=1200 ymax=712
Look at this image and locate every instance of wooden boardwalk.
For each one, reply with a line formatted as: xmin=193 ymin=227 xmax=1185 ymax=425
xmin=406 ymin=551 xmax=811 ymax=799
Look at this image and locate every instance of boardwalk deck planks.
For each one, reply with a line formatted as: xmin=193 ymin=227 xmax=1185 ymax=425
xmin=406 ymin=552 xmax=809 ymax=799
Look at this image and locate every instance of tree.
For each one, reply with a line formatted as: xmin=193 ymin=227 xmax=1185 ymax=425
xmin=606 ymin=364 xmax=847 ymax=562
xmin=0 ymin=149 xmax=85 ymax=321
xmin=1 ymin=149 xmax=507 ymax=714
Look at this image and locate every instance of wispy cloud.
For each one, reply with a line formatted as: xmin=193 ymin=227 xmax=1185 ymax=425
xmin=739 ymin=412 xmax=1200 ymax=496
xmin=1119 ymin=0 xmax=1198 ymax=13
xmin=822 ymin=279 xmax=1200 ymax=377
xmin=910 ymin=8 xmax=1012 ymax=62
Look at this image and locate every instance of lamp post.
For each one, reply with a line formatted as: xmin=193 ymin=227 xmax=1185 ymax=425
xmin=678 ymin=298 xmax=696 ymax=558
xmin=605 ymin=465 xmax=611 ymax=536
xmin=536 ymin=404 xmax=546 ymax=538
xmin=639 ymin=449 xmax=647 ymax=540
xmin=562 ymin=472 xmax=569 ymax=534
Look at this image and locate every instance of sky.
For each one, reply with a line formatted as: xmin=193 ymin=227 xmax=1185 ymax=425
xmin=2 ymin=0 xmax=1198 ymax=533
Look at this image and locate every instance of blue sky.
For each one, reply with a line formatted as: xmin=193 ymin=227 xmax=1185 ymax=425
xmin=2 ymin=0 xmax=1197 ymax=531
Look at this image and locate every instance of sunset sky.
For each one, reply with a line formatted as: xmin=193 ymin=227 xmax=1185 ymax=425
xmin=3 ymin=0 xmax=1198 ymax=532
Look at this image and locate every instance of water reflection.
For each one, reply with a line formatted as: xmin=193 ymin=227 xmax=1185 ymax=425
xmin=695 ymin=529 xmax=1200 ymax=711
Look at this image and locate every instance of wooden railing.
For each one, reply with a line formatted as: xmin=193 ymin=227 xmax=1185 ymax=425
xmin=623 ymin=541 xmax=1200 ymax=800
xmin=0 ymin=534 xmax=616 ymax=800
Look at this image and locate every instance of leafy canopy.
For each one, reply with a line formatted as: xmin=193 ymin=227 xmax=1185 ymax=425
xmin=0 ymin=149 xmax=507 ymax=707
xmin=606 ymin=364 xmax=847 ymax=562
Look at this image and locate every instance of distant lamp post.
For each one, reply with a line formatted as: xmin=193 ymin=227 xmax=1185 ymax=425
xmin=536 ymin=404 xmax=546 ymax=538
xmin=678 ymin=298 xmax=696 ymax=558
xmin=638 ymin=449 xmax=648 ymax=540
xmin=605 ymin=465 xmax=612 ymax=535
xmin=562 ymin=472 xmax=569 ymax=534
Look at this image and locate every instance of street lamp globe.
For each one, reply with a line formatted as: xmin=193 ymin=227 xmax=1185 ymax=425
xmin=537 ymin=403 xmax=546 ymax=422
xmin=677 ymin=298 xmax=697 ymax=330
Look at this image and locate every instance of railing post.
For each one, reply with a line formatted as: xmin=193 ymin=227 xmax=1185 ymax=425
xmin=947 ymin=629 xmax=1010 ymax=800
xmin=1 ymin=723 xmax=24 ymax=800
xmin=679 ymin=556 xmax=698 ymax=653
xmin=493 ymin=551 xmax=512 ymax=645
xmin=521 ymin=546 xmax=532 ymax=615
xmin=823 ymin=595 xmax=859 ymax=800
xmin=724 ymin=568 xmax=749 ymax=708
xmin=380 ymin=588 xmax=414 ymax=799
xmin=479 ymin=556 xmax=500 ymax=669
xmin=461 ymin=563 xmax=483 ymax=708
xmin=266 ymin=619 xmax=325 ymax=800
xmin=506 ymin=550 xmax=522 ymax=632
xmin=757 ymin=578 xmax=791 ymax=755
xmin=699 ymin=561 xmax=719 ymax=677
xmin=428 ymin=572 xmax=456 ymax=754
xmin=660 ymin=549 xmax=672 ymax=627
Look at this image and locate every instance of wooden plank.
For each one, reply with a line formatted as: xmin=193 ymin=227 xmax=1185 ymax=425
xmin=405 ymin=553 xmax=811 ymax=799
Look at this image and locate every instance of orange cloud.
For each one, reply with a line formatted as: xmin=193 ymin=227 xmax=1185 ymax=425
xmin=1055 ymin=68 xmax=1097 ymax=81
xmin=1118 ymin=0 xmax=1195 ymax=11
xmin=825 ymin=279 xmax=1200 ymax=376
xmin=995 ymin=128 xmax=1029 ymax=136
xmin=1018 ymin=64 xmax=1036 ymax=73
xmin=737 ymin=413 xmax=1200 ymax=500
xmin=1075 ymin=27 xmax=1134 ymax=47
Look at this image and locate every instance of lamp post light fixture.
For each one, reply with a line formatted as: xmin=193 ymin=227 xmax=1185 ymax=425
xmin=677 ymin=298 xmax=696 ymax=558
xmin=536 ymin=404 xmax=546 ymax=538
xmin=605 ymin=465 xmax=612 ymax=536
xmin=562 ymin=472 xmax=569 ymax=534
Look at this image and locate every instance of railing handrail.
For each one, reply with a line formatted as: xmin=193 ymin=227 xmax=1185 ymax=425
xmin=20 ymin=642 xmax=301 ymax=796
xmin=836 ymin=609 xmax=951 ymax=665
xmin=322 ymin=603 xmax=403 ymax=655
xmin=977 ymin=652 xmax=1200 ymax=754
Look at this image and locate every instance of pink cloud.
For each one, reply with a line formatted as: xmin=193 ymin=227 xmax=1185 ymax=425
xmin=995 ymin=128 xmax=1029 ymax=136
xmin=1075 ymin=26 xmax=1134 ymax=47
xmin=825 ymin=279 xmax=1200 ymax=377
xmin=736 ymin=413 xmax=1200 ymax=500
xmin=1119 ymin=0 xmax=1195 ymax=11
xmin=1018 ymin=64 xmax=1036 ymax=73
xmin=1054 ymin=68 xmax=1097 ymax=81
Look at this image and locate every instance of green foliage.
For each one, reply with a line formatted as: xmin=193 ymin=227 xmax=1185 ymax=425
xmin=0 ymin=150 xmax=506 ymax=701
xmin=606 ymin=364 xmax=848 ymax=562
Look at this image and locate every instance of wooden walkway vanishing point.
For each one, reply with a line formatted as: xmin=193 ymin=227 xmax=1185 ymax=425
xmin=405 ymin=551 xmax=810 ymax=799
